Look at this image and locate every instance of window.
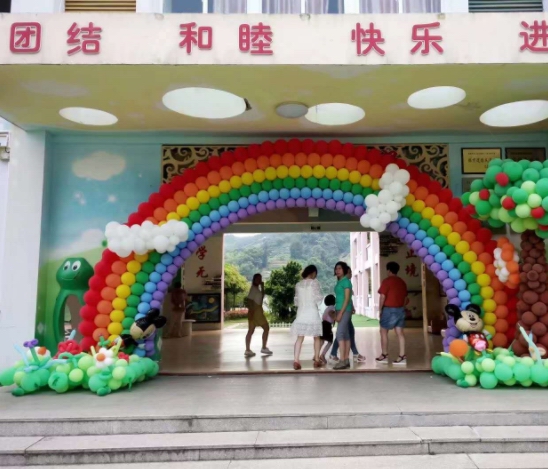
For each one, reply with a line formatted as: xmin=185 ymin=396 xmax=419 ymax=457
xmin=169 ymin=0 xmax=206 ymax=12
xmin=0 ymin=0 xmax=10 ymax=13
xmin=344 ymin=0 xmax=440 ymax=13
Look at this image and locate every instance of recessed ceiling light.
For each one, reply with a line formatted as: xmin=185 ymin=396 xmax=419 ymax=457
xmin=162 ymin=87 xmax=246 ymax=119
xmin=407 ymin=86 xmax=466 ymax=110
xmin=305 ymin=103 xmax=365 ymax=126
xmin=276 ymin=102 xmax=308 ymax=119
xmin=480 ymin=100 xmax=548 ymax=127
xmin=59 ymin=107 xmax=118 ymax=126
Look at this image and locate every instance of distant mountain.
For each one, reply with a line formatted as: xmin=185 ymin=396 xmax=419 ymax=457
xmin=225 ymin=232 xmax=351 ymax=295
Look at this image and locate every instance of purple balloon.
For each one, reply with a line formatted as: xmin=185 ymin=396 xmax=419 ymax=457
xmin=388 ymin=223 xmax=399 ymax=235
xmin=306 ymin=198 xmax=316 ymax=208
xmin=173 ymin=257 xmax=184 ymax=267
xmin=437 ymin=270 xmax=448 ymax=281
xmin=247 ymin=206 xmax=257 ymax=216
xmin=336 ymin=201 xmax=345 ymax=212
xmin=296 ymin=198 xmax=306 ymax=208
xmin=448 ymin=297 xmax=461 ymax=306
xmin=195 ymin=234 xmax=205 ymax=245
xmin=447 ymin=325 xmax=461 ymax=338
xmin=317 ymin=198 xmax=326 ymax=209
xmin=145 ymin=340 xmax=155 ymax=351
xmin=345 ymin=203 xmax=355 ymax=214
xmin=411 ymin=240 xmax=422 ymax=251
xmin=286 ymin=198 xmax=296 ymax=208
xmin=424 ymin=255 xmax=434 ymax=266
xmin=404 ymin=234 xmax=415 ymax=245
xmin=237 ymin=208 xmax=248 ymax=219
xmin=152 ymin=291 xmax=164 ymax=300
xmin=417 ymin=247 xmax=428 ymax=258
xmin=203 ymin=228 xmax=213 ymax=238
xmin=276 ymin=199 xmax=286 ymax=209
xmin=157 ymin=281 xmax=168 ymax=292
xmin=266 ymin=200 xmax=276 ymax=210
xmin=162 ymin=272 xmax=174 ymax=283
xmin=256 ymin=203 xmax=267 ymax=213
xmin=442 ymin=278 xmax=454 ymax=290
xmin=188 ymin=241 xmax=198 ymax=251
xmin=150 ymin=300 xmax=161 ymax=309
xmin=397 ymin=228 xmax=407 ymax=239
xmin=325 ymin=199 xmax=336 ymax=210
xmin=446 ymin=288 xmax=458 ymax=299
xmin=211 ymin=221 xmax=221 ymax=232
xmin=220 ymin=218 xmax=230 ymax=228
xmin=167 ymin=264 xmax=178 ymax=274
xmin=181 ymin=249 xmax=191 ymax=259
xmin=354 ymin=206 xmax=365 ymax=217
xmin=228 ymin=212 xmax=238 ymax=223
xmin=431 ymin=262 xmax=441 ymax=274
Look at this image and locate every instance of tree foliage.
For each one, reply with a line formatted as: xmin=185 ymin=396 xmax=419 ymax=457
xmin=264 ymin=260 xmax=302 ymax=321
xmin=224 ymin=264 xmax=249 ymax=310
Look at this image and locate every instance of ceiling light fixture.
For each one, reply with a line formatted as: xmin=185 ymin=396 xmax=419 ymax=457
xmin=276 ymin=102 xmax=308 ymax=119
xmin=305 ymin=103 xmax=365 ymax=126
xmin=59 ymin=107 xmax=118 ymax=126
xmin=162 ymin=87 xmax=246 ymax=119
xmin=407 ymin=86 xmax=466 ymax=110
xmin=480 ymin=100 xmax=548 ymax=127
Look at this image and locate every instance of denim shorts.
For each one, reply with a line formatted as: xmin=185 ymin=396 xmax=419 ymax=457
xmin=380 ymin=307 xmax=405 ymax=330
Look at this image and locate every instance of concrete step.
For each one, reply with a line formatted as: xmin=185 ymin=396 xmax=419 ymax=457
xmin=2 ymin=410 xmax=548 ymax=437
xmin=2 ymin=426 xmax=548 ymax=466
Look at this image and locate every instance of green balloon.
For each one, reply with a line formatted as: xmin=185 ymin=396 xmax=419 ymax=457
xmin=531 ymin=161 xmax=544 ymax=171
xmin=432 ymin=356 xmax=445 ymax=374
xmin=482 ymin=358 xmax=496 ymax=373
xmin=122 ymin=317 xmax=134 ymax=329
xmin=126 ymin=295 xmax=140 ymax=307
xmin=524 ymin=218 xmax=538 ymax=230
xmin=318 ymin=178 xmax=330 ymax=189
xmin=494 ymin=184 xmax=508 ymax=197
xmin=283 ymin=178 xmax=295 ymax=189
xmin=419 ymin=219 xmax=431 ymax=231
xmin=469 ymin=283 xmax=481 ymax=295
xmin=504 ymin=378 xmax=517 ymax=386
xmin=513 ymin=363 xmax=531 ymax=382
xmin=521 ymin=379 xmax=533 ymax=387
xmin=462 ymin=192 xmax=471 ymax=205
xmin=465 ymin=374 xmax=478 ymax=386
xmin=250 ymin=182 xmax=262 ymax=194
xmin=329 ymin=179 xmax=341 ymax=191
xmin=489 ymin=217 xmax=506 ymax=228
xmin=219 ymin=193 xmax=230 ymax=206
xmin=362 ymin=187 xmax=373 ymax=197
xmin=130 ymin=283 xmax=145 ymax=296
xmin=530 ymin=364 xmax=548 ymax=385
xmin=458 ymin=262 xmax=471 ymax=275
xmin=505 ymin=161 xmax=524 ymax=182
xmin=443 ymin=245 xmax=456 ymax=257
xmin=540 ymin=168 xmax=548 ymax=179
xmin=108 ymin=378 xmax=122 ymax=390
xmin=351 ymin=184 xmax=362 ymax=195
xmin=435 ymin=235 xmax=448 ymax=248
xmin=307 ymin=177 xmax=319 ymax=189
xmin=47 ymin=372 xmax=69 ymax=393
xmin=272 ymin=179 xmax=283 ymax=190
xmin=515 ymin=204 xmax=531 ymax=218
xmin=240 ymin=186 xmax=251 ymax=197
xmin=198 ymin=204 xmax=211 ymax=216
xmin=427 ymin=227 xmax=439 ymax=239
xmin=124 ymin=306 xmax=137 ymax=318
xmin=451 ymin=253 xmax=463 ymax=266
xmin=262 ymin=180 xmax=273 ymax=191
xmin=148 ymin=252 xmax=161 ymax=264
xmin=488 ymin=158 xmax=503 ymax=167
xmin=511 ymin=218 xmax=526 ymax=233
xmin=489 ymin=194 xmax=501 ymax=208
xmin=36 ymin=368 xmax=50 ymax=387
xmin=519 ymin=159 xmax=531 ymax=170
xmin=470 ymin=180 xmax=485 ymax=192
xmin=469 ymin=192 xmax=480 ymax=205
xmin=401 ymin=206 xmax=413 ymax=218
xmin=410 ymin=213 xmax=422 ymax=224
xmin=141 ymin=262 xmax=154 ymax=275
xmin=471 ymin=294 xmax=483 ymax=305
xmin=512 ymin=188 xmax=529 ymax=204
xmin=522 ymin=168 xmax=540 ymax=182
xmin=228 ymin=189 xmax=239 ymax=201
xmin=521 ymin=357 xmax=535 ymax=367
xmin=529 ymin=193 xmax=542 ymax=208
xmin=182 ymin=217 xmax=192 ymax=228
xmin=502 ymin=356 xmax=516 ymax=367
xmin=448 ymin=363 xmax=465 ymax=381
xmin=479 ymin=372 xmax=498 ymax=389
xmin=69 ymin=368 xmax=84 ymax=384
xmin=189 ymin=211 xmax=201 ymax=223
xmin=295 ymin=177 xmax=306 ymax=189
xmin=461 ymin=361 xmax=474 ymax=374
xmin=498 ymin=208 xmax=513 ymax=223
xmin=209 ymin=198 xmax=220 ymax=210
xmin=476 ymin=201 xmax=491 ymax=216
xmin=536 ymin=178 xmax=548 ymax=198
xmin=341 ymin=181 xmax=352 ymax=193
xmin=0 ymin=368 xmax=16 ymax=386
xmin=537 ymin=229 xmax=548 ymax=239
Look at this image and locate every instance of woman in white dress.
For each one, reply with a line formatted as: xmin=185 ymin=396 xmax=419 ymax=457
xmin=291 ymin=265 xmax=323 ymax=370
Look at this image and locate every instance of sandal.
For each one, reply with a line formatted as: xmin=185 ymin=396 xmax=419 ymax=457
xmin=313 ymin=359 xmax=323 ymax=369
xmin=293 ymin=361 xmax=302 ymax=370
xmin=393 ymin=355 xmax=407 ymax=366
xmin=376 ymin=353 xmax=389 ymax=363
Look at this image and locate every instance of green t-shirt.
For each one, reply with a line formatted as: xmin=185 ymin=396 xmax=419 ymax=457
xmin=335 ymin=277 xmax=353 ymax=312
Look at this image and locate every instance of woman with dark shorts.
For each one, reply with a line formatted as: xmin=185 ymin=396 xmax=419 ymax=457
xmin=333 ymin=262 xmax=353 ymax=370
xmin=319 ymin=294 xmax=336 ymax=363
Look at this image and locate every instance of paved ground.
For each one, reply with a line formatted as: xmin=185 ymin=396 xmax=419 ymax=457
xmin=1 ymin=373 xmax=547 ymax=420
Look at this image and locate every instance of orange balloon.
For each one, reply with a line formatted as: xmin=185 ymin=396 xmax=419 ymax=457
xmin=97 ymin=300 xmax=113 ymax=315
xmin=509 ymin=273 xmax=520 ymax=285
xmin=282 ymin=153 xmax=295 ymax=167
xmin=207 ymin=171 xmax=221 ymax=185
xmin=112 ymin=261 xmax=128 ymax=275
xmin=195 ymin=176 xmax=209 ymax=190
xmin=345 ymin=157 xmax=358 ymax=171
xmin=414 ymin=186 xmax=429 ymax=201
xmin=495 ymin=305 xmax=508 ymax=319
xmin=105 ymin=274 xmax=121 ymax=288
xmin=471 ymin=241 xmax=485 ymax=255
xmin=146 ymin=217 xmax=157 ymax=224
xmin=506 ymin=261 xmax=519 ymax=273
xmin=219 ymin=166 xmax=233 ymax=180
xmin=461 ymin=231 xmax=476 ymax=244
xmin=164 ymin=199 xmax=178 ymax=213
xmin=490 ymin=278 xmax=504 ymax=291
xmin=320 ymin=153 xmax=334 ymax=167
xmin=93 ymin=328 xmax=109 ymax=342
xmin=183 ymin=183 xmax=198 ymax=197
xmin=494 ymin=319 xmax=509 ymax=333
xmin=174 ymin=191 xmax=187 ymax=204
xmin=497 ymin=237 xmax=510 ymax=248
xmin=501 ymin=249 xmax=514 ymax=262
xmin=434 ymin=203 xmax=449 ymax=216
xmin=486 ymin=264 xmax=496 ymax=277
xmin=94 ymin=314 xmax=111 ymax=328
xmin=270 ymin=154 xmax=282 ymax=168
xmin=356 ymin=160 xmax=371 ymax=175
xmin=231 ymin=162 xmax=245 ymax=176
xmin=479 ymin=252 xmax=493 ymax=265
xmin=333 ymin=154 xmax=346 ymax=169
xmin=370 ymin=164 xmax=383 ymax=179
xmin=244 ymin=158 xmax=258 ymax=173
xmin=407 ymin=180 xmax=418 ymax=194
xmin=424 ymin=194 xmax=440 ymax=208
xmin=120 ymin=253 xmax=134 ymax=263
xmin=445 ymin=212 xmax=459 ymax=225
xmin=257 ymin=155 xmax=270 ymax=169
xmin=507 ymin=282 xmax=519 ymax=290
xmin=449 ymin=339 xmax=469 ymax=358
xmin=308 ymin=153 xmax=321 ymax=167
xmin=101 ymin=287 xmax=117 ymax=301
xmin=492 ymin=332 xmax=508 ymax=348
xmin=452 ymin=221 xmax=467 ymax=235
xmin=493 ymin=291 xmax=508 ymax=304
xmin=153 ymin=207 xmax=168 ymax=222
xmin=295 ymin=152 xmax=307 ymax=167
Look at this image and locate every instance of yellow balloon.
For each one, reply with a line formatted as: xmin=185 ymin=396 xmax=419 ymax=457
xmin=439 ymin=223 xmax=452 ymax=237
xmin=218 ymin=181 xmax=231 ymax=193
xmin=483 ymin=312 xmax=497 ymax=326
xmin=177 ymin=204 xmax=189 ymax=218
xmin=288 ymin=165 xmax=301 ymax=179
xmin=471 ymin=261 xmax=486 ymax=275
xmin=134 ymin=254 xmax=148 ymax=263
xmin=301 ymin=165 xmax=313 ymax=179
xmin=349 ymin=170 xmax=361 ymax=184
xmin=121 ymin=272 xmax=136 ymax=286
xmin=207 ymin=186 xmax=220 ymax=199
xmin=338 ymin=168 xmax=350 ymax=181
xmin=360 ymin=174 xmax=372 ymax=187
xmin=326 ymin=166 xmax=338 ymax=180
xmin=463 ymin=251 xmax=477 ymax=264
xmin=447 ymin=232 xmax=461 ymax=246
xmin=127 ymin=260 xmax=142 ymax=274
xmin=405 ymin=194 xmax=415 ymax=206
xmin=371 ymin=179 xmax=380 ymax=191
xmin=421 ymin=207 xmax=435 ymax=220
xmin=431 ymin=214 xmax=444 ymax=228
xmin=276 ymin=165 xmax=289 ymax=179
xmin=481 ymin=286 xmax=494 ymax=299
xmin=108 ymin=334 xmax=120 ymax=343
xmin=313 ymin=165 xmax=326 ymax=179
xmin=253 ymin=169 xmax=266 ymax=183
xmin=186 ymin=197 xmax=200 ymax=210
xmin=110 ymin=310 xmax=125 ymax=323
xmin=108 ymin=322 xmax=124 ymax=336
xmin=241 ymin=172 xmax=254 ymax=186
xmin=484 ymin=325 xmax=496 ymax=337
xmin=166 ymin=212 xmax=180 ymax=221
xmin=112 ymin=298 xmax=127 ymax=311
xmin=412 ymin=200 xmax=425 ymax=213
xmin=158 ymin=221 xmax=166 ymax=226
xmin=116 ymin=285 xmax=131 ymax=299
xmin=477 ymin=273 xmax=491 ymax=287
xmin=230 ymin=175 xmax=242 ymax=189
xmin=265 ymin=167 xmax=277 ymax=181
xmin=196 ymin=190 xmax=210 ymax=204
xmin=455 ymin=241 xmax=470 ymax=255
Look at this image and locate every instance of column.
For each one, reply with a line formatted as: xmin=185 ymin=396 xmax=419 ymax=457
xmin=10 ymin=0 xmax=64 ymax=12
xmin=137 ymin=0 xmax=165 ymax=13
xmin=440 ymin=0 xmax=468 ymax=13
xmin=0 ymin=128 xmax=47 ymax=369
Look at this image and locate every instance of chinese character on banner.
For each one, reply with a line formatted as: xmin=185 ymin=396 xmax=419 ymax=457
xmin=196 ymin=246 xmax=208 ymax=260
xmin=179 ymin=22 xmax=213 ymax=54
xmin=406 ymin=249 xmax=417 ymax=259
xmin=67 ymin=22 xmax=102 ymax=55
xmin=520 ymin=20 xmax=548 ymax=52
xmin=351 ymin=22 xmax=385 ymax=56
xmin=411 ymin=22 xmax=443 ymax=55
xmin=239 ymin=23 xmax=273 ymax=55
xmin=196 ymin=266 xmax=208 ymax=278
xmin=10 ymin=22 xmax=41 ymax=53
xmin=405 ymin=263 xmax=419 ymax=278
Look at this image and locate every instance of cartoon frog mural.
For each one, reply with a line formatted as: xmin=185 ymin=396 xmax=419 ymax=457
xmin=45 ymin=258 xmax=94 ymax=352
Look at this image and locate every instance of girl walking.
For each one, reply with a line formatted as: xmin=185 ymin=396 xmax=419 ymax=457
xmin=333 ymin=261 xmax=353 ymax=370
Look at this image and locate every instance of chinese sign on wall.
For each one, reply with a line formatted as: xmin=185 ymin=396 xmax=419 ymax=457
xmin=461 ymin=148 xmax=502 ymax=174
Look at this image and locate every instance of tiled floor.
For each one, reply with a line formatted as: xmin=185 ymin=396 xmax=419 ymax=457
xmin=160 ymin=327 xmax=443 ymax=374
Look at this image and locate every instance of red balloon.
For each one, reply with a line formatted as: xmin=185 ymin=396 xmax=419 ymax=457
xmin=315 ymin=140 xmax=328 ymax=155
xmin=148 ymin=193 xmax=165 ymax=208
xmin=170 ymin=176 xmax=185 ymax=192
xmin=194 ymin=162 xmax=209 ymax=178
xmin=127 ymin=213 xmax=145 ymax=226
xmin=206 ymin=156 xmax=222 ymax=171
xmin=220 ymin=151 xmax=235 ymax=166
xmin=380 ymin=154 xmax=396 ymax=167
xmin=260 ymin=141 xmax=274 ymax=156
xmin=354 ymin=146 xmax=367 ymax=160
xmin=416 ymin=173 xmax=431 ymax=187
xmin=80 ymin=305 xmax=98 ymax=320
xmin=328 ymin=140 xmax=342 ymax=155
xmin=274 ymin=139 xmax=288 ymax=154
xmin=78 ymin=320 xmax=96 ymax=337
xmin=94 ymin=260 xmax=112 ymax=278
xmin=468 ymin=219 xmax=481 ymax=232
xmin=428 ymin=181 xmax=442 ymax=194
xmin=84 ymin=290 xmax=102 ymax=306
xmin=496 ymin=173 xmax=509 ymax=186
xmin=138 ymin=202 xmax=155 ymax=217
xmin=302 ymin=139 xmax=315 ymax=154
xmin=88 ymin=275 xmax=106 ymax=292
xmin=395 ymin=159 xmax=408 ymax=169
xmin=448 ymin=198 xmax=463 ymax=212
xmin=369 ymin=149 xmax=383 ymax=165
xmin=287 ymin=139 xmax=301 ymax=155
xmin=159 ymin=184 xmax=175 ymax=198
xmin=342 ymin=143 xmax=354 ymax=158
xmin=249 ymin=144 xmax=261 ymax=159
xmin=80 ymin=336 xmax=96 ymax=352
xmin=485 ymin=240 xmax=497 ymax=254
xmin=458 ymin=208 xmax=472 ymax=222
xmin=101 ymin=249 xmax=118 ymax=264
xmin=438 ymin=188 xmax=453 ymax=204
xmin=477 ymin=228 xmax=492 ymax=243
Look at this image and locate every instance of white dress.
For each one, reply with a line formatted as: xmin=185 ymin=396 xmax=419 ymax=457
xmin=291 ymin=278 xmax=323 ymax=337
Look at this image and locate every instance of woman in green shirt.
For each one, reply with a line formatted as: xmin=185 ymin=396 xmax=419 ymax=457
xmin=333 ymin=261 xmax=353 ymax=370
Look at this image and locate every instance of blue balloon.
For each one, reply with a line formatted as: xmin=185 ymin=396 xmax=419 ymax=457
xmin=258 ymin=191 xmax=269 ymax=203
xmin=135 ymin=313 xmax=146 ymax=320
xmin=238 ymin=197 xmax=249 ymax=209
xmin=323 ymin=189 xmax=334 ymax=200
xmin=248 ymin=194 xmax=259 ymax=206
xmin=177 ymin=241 xmax=187 ymax=249
xmin=269 ymin=189 xmax=280 ymax=201
xmin=407 ymin=223 xmax=419 ymax=234
xmin=458 ymin=290 xmax=471 ymax=301
xmin=228 ymin=201 xmax=239 ymax=213
xmin=219 ymin=206 xmax=230 ymax=218
xmin=343 ymin=192 xmax=354 ymax=203
xmin=200 ymin=216 xmax=212 ymax=228
xmin=449 ymin=269 xmax=462 ymax=281
xmin=399 ymin=217 xmax=410 ymax=229
xmin=192 ymin=222 xmax=203 ymax=234
xmin=434 ymin=252 xmax=447 ymax=264
xmin=353 ymin=194 xmax=364 ymax=206
xmin=141 ymin=293 xmax=153 ymax=303
xmin=454 ymin=279 xmax=467 ymax=291
xmin=161 ymin=254 xmax=172 ymax=265
xmin=280 ymin=188 xmax=290 ymax=200
xmin=150 ymin=272 xmax=161 ymax=283
xmin=210 ymin=210 xmax=221 ymax=222
xmin=138 ymin=302 xmax=151 ymax=314
xmin=301 ymin=187 xmax=312 ymax=199
xmin=461 ymin=301 xmax=470 ymax=310
xmin=134 ymin=348 xmax=146 ymax=357
xmin=428 ymin=245 xmax=441 ymax=255
xmin=144 ymin=282 xmax=157 ymax=293
xmin=290 ymin=188 xmax=301 ymax=199
xmin=333 ymin=190 xmax=344 ymax=201
xmin=155 ymin=263 xmax=167 ymax=274
xmin=441 ymin=260 xmax=454 ymax=271
xmin=187 ymin=230 xmax=195 ymax=241
xmin=423 ymin=237 xmax=434 ymax=248
xmin=415 ymin=230 xmax=427 ymax=241
xmin=168 ymin=247 xmax=180 ymax=257
xmin=312 ymin=188 xmax=322 ymax=199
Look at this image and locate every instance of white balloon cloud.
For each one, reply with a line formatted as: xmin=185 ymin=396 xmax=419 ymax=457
xmin=105 ymin=219 xmax=189 ymax=257
xmin=493 ymin=247 xmax=518 ymax=284
xmin=360 ymin=164 xmax=411 ymax=232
